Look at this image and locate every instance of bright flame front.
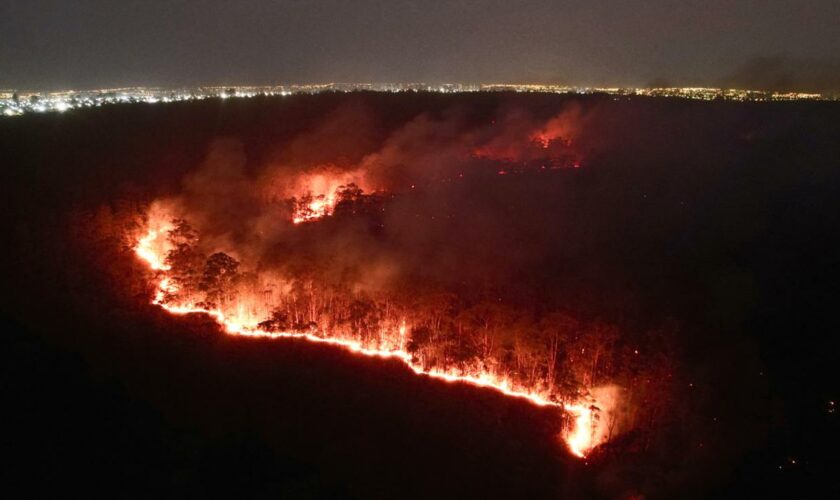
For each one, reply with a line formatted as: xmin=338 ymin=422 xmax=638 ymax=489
xmin=132 ymin=212 xmax=612 ymax=458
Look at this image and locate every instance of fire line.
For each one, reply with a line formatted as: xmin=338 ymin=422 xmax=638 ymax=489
xmin=135 ymin=223 xmax=600 ymax=458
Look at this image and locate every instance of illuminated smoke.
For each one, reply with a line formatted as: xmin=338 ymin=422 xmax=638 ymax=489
xmin=121 ymin=103 xmax=633 ymax=457
xmin=133 ymin=201 xmax=618 ymax=458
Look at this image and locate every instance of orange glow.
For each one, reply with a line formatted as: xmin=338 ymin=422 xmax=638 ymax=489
xmin=135 ymin=208 xmax=174 ymax=270
xmin=292 ymin=192 xmax=337 ymax=224
xmin=289 ymin=170 xmax=367 ymax=224
xmin=530 ymin=108 xmax=579 ymax=149
xmin=533 ymin=134 xmax=552 ymax=149
xmin=133 ymin=210 xmax=614 ymax=458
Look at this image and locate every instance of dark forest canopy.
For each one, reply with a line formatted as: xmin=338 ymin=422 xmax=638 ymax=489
xmin=0 ymin=92 xmax=838 ymax=497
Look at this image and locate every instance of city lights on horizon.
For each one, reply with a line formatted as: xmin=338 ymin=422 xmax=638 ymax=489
xmin=0 ymin=82 xmax=831 ymax=117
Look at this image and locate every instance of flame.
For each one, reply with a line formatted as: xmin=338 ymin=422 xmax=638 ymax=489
xmin=292 ymin=192 xmax=338 ymax=224
xmin=135 ymin=216 xmax=174 ymax=270
xmin=289 ymin=170 xmax=366 ymax=224
xmin=132 ymin=215 xmax=611 ymax=458
xmin=533 ymin=134 xmax=552 ymax=149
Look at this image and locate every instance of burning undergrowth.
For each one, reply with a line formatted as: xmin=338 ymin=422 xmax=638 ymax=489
xmin=124 ymin=100 xmax=678 ymax=459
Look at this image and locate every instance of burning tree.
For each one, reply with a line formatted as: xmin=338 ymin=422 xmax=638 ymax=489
xmin=198 ymin=252 xmax=240 ymax=309
xmin=120 ymin=102 xmax=683 ymax=457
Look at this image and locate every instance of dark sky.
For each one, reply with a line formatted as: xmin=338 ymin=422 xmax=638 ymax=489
xmin=2 ymin=0 xmax=839 ymax=91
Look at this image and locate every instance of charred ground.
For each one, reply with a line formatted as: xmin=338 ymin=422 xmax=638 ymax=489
xmin=1 ymin=92 xmax=838 ymax=498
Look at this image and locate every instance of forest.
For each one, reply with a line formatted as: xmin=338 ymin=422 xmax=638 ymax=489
xmin=2 ymin=91 xmax=838 ymax=497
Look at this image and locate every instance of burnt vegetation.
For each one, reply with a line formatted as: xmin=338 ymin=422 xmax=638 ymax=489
xmin=1 ymin=92 xmax=839 ymax=497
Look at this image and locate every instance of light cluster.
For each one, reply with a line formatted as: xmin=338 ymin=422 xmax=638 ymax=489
xmin=0 ymin=83 xmax=830 ymax=118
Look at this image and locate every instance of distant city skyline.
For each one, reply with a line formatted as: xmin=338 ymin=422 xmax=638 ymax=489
xmin=1 ymin=82 xmax=830 ymax=118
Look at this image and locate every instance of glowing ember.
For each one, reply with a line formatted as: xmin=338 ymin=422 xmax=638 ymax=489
xmin=133 ymin=212 xmax=613 ymax=458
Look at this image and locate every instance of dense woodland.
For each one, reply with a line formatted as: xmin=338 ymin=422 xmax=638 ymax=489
xmin=148 ymin=203 xmax=679 ymax=441
xmin=2 ymin=92 xmax=839 ymax=497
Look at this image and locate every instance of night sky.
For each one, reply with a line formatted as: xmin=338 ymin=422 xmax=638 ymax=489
xmin=2 ymin=0 xmax=839 ymax=91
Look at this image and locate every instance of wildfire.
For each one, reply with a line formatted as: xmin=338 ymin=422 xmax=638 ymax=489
xmin=288 ymin=170 xmax=367 ymax=224
xmin=533 ymin=133 xmax=552 ymax=149
xmin=136 ymin=230 xmax=168 ymax=269
xmin=132 ymin=212 xmax=613 ymax=458
xmin=292 ymin=192 xmax=337 ymax=224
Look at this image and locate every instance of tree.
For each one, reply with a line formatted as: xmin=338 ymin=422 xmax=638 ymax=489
xmin=199 ymin=252 xmax=240 ymax=307
xmin=164 ymin=219 xmax=204 ymax=299
xmin=538 ymin=312 xmax=580 ymax=392
xmin=407 ymin=325 xmax=438 ymax=367
xmin=258 ymin=309 xmax=290 ymax=332
xmin=167 ymin=218 xmax=198 ymax=245
xmin=458 ymin=301 xmax=517 ymax=361
xmin=565 ymin=319 xmax=620 ymax=388
xmin=334 ymin=183 xmax=365 ymax=216
xmin=293 ymin=193 xmax=318 ymax=221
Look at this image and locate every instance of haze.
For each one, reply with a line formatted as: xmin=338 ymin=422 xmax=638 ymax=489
xmin=2 ymin=0 xmax=839 ymax=93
